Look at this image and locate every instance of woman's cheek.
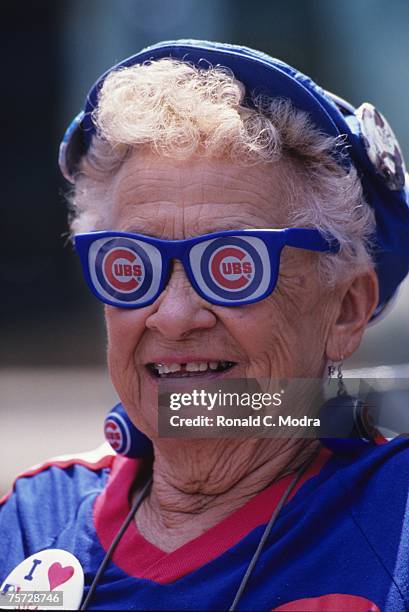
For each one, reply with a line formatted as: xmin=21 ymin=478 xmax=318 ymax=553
xmin=223 ymin=290 xmax=319 ymax=378
xmin=105 ymin=307 xmax=146 ymax=361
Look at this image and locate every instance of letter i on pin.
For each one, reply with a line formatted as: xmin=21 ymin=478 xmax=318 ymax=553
xmin=1 ymin=549 xmax=84 ymax=609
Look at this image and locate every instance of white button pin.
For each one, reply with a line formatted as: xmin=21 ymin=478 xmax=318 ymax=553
xmin=0 ymin=549 xmax=84 ymax=610
xmin=357 ymin=102 xmax=406 ymax=191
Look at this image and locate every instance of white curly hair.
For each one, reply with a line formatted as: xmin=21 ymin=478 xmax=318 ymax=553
xmin=69 ymin=58 xmax=376 ymax=286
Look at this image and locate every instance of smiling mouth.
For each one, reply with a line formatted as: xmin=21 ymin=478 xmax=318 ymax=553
xmin=146 ymin=361 xmax=236 ymax=379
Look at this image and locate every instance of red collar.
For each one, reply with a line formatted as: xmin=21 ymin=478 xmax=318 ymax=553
xmin=94 ymin=447 xmax=330 ymax=583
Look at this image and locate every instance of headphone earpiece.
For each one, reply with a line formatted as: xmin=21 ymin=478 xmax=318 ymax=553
xmin=104 ymin=403 xmax=153 ymax=458
xmin=318 ymin=393 xmax=385 ymax=454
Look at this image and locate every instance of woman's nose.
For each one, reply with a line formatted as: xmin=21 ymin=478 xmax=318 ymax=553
xmin=145 ymin=261 xmax=217 ymax=340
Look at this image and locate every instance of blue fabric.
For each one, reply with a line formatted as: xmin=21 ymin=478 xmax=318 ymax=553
xmin=1 ymin=440 xmax=409 ymax=610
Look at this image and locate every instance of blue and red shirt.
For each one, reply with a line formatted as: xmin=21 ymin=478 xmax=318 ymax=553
xmin=1 ymin=439 xmax=409 ymax=610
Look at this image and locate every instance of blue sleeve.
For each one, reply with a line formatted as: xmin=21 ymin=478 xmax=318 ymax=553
xmin=0 ymin=464 xmax=108 ymax=582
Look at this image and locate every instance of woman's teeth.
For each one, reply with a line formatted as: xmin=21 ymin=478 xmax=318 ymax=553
xmin=150 ymin=361 xmax=234 ymax=377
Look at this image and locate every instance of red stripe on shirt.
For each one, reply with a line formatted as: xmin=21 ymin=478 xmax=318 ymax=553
xmin=94 ymin=447 xmax=331 ymax=583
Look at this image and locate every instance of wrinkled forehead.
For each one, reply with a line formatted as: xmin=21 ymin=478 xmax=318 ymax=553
xmin=109 ymin=150 xmax=299 ymax=239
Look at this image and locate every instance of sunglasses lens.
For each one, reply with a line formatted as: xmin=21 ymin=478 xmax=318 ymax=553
xmin=189 ymin=236 xmax=273 ymax=304
xmin=87 ymin=236 xmax=162 ymax=306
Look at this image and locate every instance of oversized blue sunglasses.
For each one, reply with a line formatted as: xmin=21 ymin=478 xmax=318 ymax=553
xmin=75 ymin=229 xmax=339 ymax=308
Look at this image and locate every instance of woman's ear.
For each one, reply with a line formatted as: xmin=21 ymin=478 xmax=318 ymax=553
xmin=326 ymin=269 xmax=379 ymax=362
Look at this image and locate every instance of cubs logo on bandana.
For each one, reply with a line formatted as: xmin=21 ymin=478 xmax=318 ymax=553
xmin=93 ymin=237 xmax=153 ymax=302
xmin=200 ymin=237 xmax=264 ymax=300
xmin=356 ymin=102 xmax=406 ymax=191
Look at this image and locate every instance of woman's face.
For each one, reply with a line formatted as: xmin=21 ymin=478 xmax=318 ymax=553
xmin=105 ymin=151 xmax=339 ymax=437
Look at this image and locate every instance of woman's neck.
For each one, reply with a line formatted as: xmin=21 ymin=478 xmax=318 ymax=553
xmin=134 ymin=438 xmax=320 ymax=552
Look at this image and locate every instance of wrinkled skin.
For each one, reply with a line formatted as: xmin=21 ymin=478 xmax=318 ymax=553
xmin=104 ymin=151 xmax=378 ymax=551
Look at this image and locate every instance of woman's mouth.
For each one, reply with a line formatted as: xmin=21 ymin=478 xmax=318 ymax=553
xmin=146 ymin=360 xmax=236 ymax=379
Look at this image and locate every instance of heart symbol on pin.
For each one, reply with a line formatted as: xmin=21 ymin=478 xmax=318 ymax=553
xmin=48 ymin=562 xmax=74 ymax=590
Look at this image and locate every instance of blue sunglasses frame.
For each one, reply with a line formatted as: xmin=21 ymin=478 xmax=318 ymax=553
xmin=75 ymin=228 xmax=339 ymax=309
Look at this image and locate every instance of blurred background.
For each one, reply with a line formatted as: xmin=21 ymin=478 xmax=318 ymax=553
xmin=1 ymin=0 xmax=408 ymax=494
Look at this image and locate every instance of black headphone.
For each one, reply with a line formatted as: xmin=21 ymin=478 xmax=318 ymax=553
xmin=103 ymin=390 xmax=402 ymax=460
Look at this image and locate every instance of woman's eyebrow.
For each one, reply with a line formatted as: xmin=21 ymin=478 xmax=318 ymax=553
xmin=127 ymin=228 xmax=156 ymax=237
xmin=120 ymin=226 xmax=259 ymax=239
xmin=118 ymin=225 xmax=187 ymax=237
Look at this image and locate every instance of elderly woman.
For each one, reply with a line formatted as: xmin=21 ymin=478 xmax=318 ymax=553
xmin=1 ymin=40 xmax=409 ymax=612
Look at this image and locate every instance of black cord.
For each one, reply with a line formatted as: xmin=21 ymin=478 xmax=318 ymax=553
xmin=228 ymin=450 xmax=320 ymax=611
xmin=80 ymin=475 xmax=153 ymax=611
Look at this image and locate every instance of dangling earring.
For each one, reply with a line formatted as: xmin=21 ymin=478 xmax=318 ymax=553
xmin=327 ymin=362 xmax=336 ymax=380
xmin=327 ymin=358 xmax=344 ymax=391
xmin=336 ymin=358 xmax=346 ymax=396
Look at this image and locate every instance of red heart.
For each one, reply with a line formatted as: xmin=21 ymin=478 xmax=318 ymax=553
xmin=48 ymin=562 xmax=74 ymax=590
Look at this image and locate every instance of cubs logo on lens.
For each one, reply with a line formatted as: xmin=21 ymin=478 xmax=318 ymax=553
xmin=103 ymin=247 xmax=145 ymax=292
xmin=200 ymin=237 xmax=264 ymax=300
xmin=94 ymin=238 xmax=154 ymax=302
xmin=210 ymin=246 xmax=254 ymax=290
